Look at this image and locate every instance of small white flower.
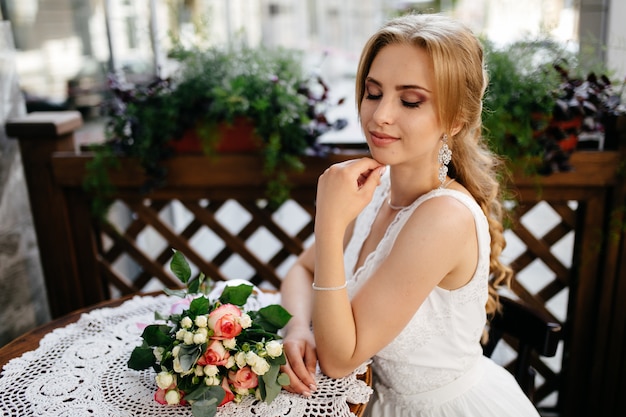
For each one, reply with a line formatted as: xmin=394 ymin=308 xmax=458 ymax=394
xmin=225 ymin=356 xmax=236 ymax=369
xmin=193 ymin=332 xmax=207 ymax=345
xmin=245 ymin=351 xmax=260 ymax=367
xmin=181 ymin=316 xmax=193 ymax=329
xmin=239 ymin=313 xmax=252 ymax=329
xmin=255 ymin=388 xmax=262 ymax=400
xmin=195 ymin=315 xmax=208 ymax=328
xmin=183 ymin=331 xmax=195 ymax=345
xmin=205 ymin=375 xmax=221 ymax=386
xmin=235 ymin=387 xmax=250 ymax=396
xmin=164 ymin=389 xmax=181 ymax=405
xmin=173 ymin=357 xmax=183 ymax=374
xmin=196 ymin=327 xmax=209 ymax=338
xmin=155 ymin=371 xmax=174 ymax=389
xmin=203 ymin=364 xmax=219 ymax=377
xmin=235 ymin=351 xmax=247 ymax=368
xmin=265 ymin=340 xmax=283 ymax=358
xmin=153 ymin=346 xmax=165 ymax=362
xmin=172 ymin=345 xmax=181 ymax=358
xmin=175 ymin=328 xmax=186 ymax=340
xmin=223 ymin=338 xmax=236 ymax=349
xmin=194 ymin=366 xmax=205 ymax=377
xmin=251 ymin=357 xmax=270 ymax=375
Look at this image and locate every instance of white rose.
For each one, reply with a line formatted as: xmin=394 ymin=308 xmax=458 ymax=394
xmin=183 ymin=331 xmax=195 ymax=345
xmin=265 ymin=340 xmax=283 ymax=358
xmin=194 ymin=366 xmax=205 ymax=377
xmin=165 ymin=389 xmax=181 ymax=405
xmin=235 ymin=387 xmax=250 ymax=396
xmin=155 ymin=371 xmax=174 ymax=389
xmin=225 ymin=356 xmax=236 ymax=369
xmin=245 ymin=351 xmax=260 ymax=367
xmin=153 ymin=346 xmax=165 ymax=362
xmin=235 ymin=351 xmax=247 ymax=368
xmin=203 ymin=364 xmax=219 ymax=377
xmin=181 ymin=316 xmax=193 ymax=329
xmin=195 ymin=315 xmax=208 ymax=328
xmin=239 ymin=313 xmax=252 ymax=329
xmin=193 ymin=332 xmax=207 ymax=345
xmin=223 ymin=337 xmax=236 ymax=350
xmin=205 ymin=375 xmax=221 ymax=386
xmin=251 ymin=357 xmax=270 ymax=375
xmin=172 ymin=345 xmax=181 ymax=358
xmin=173 ymin=357 xmax=183 ymax=374
xmin=175 ymin=328 xmax=186 ymax=340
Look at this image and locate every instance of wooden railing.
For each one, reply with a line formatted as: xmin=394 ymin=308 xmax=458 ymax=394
xmin=6 ymin=111 xmax=626 ymax=417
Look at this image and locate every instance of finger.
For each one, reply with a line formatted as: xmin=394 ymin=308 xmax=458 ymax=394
xmin=281 ymin=363 xmax=313 ymax=395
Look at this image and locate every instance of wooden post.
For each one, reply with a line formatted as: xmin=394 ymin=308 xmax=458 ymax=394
xmin=5 ymin=111 xmax=106 ymax=318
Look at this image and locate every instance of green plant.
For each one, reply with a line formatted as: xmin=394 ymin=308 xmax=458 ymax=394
xmin=85 ymin=41 xmax=346 ymax=217
xmin=482 ymin=38 xmax=566 ymax=169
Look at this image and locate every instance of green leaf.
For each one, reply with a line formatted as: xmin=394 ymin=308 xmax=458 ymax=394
xmin=191 ymin=398 xmax=219 ymax=417
xmin=257 ymin=304 xmax=292 ymax=331
xmin=261 ymin=363 xmax=283 ymax=404
xmin=171 ymin=250 xmax=192 ymax=284
xmin=127 ymin=345 xmax=156 ymax=370
xmin=178 ymin=344 xmax=203 ymax=373
xmin=277 ymin=372 xmax=290 ymax=386
xmin=188 ymin=277 xmax=200 ymax=294
xmin=190 ymin=296 xmax=210 ymax=315
xmin=219 ymin=284 xmax=254 ymax=306
xmin=142 ymin=324 xmax=173 ymax=346
xmin=185 ymin=385 xmax=225 ymax=417
xmin=163 ymin=288 xmax=187 ymax=298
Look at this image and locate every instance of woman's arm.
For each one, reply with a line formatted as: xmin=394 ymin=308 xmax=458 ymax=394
xmin=312 ymin=160 xmax=476 ymax=378
xmin=280 ymin=245 xmax=317 ymax=395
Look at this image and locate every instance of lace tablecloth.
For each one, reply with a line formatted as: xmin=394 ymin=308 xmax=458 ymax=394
xmin=0 ymin=294 xmax=372 ymax=417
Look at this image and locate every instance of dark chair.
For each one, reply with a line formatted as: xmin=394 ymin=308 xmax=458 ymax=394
xmin=483 ymin=296 xmax=562 ymax=402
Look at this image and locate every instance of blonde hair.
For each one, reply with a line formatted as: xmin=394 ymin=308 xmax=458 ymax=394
xmin=356 ymin=13 xmax=512 ymax=317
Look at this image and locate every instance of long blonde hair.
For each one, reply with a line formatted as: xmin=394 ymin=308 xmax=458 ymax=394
xmin=356 ymin=13 xmax=512 ymax=317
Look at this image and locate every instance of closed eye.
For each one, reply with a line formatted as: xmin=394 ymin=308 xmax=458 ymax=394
xmin=402 ymin=100 xmax=422 ymax=108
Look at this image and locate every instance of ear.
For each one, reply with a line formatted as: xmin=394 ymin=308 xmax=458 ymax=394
xmin=449 ymin=122 xmax=462 ymax=138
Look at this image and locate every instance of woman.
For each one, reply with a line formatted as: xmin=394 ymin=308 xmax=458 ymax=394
xmin=280 ymin=13 xmax=540 ymax=416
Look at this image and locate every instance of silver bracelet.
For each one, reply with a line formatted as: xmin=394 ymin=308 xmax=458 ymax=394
xmin=311 ymin=282 xmax=347 ymax=291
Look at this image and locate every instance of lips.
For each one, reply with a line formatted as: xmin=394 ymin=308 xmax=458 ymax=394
xmin=369 ymin=130 xmax=399 ymax=146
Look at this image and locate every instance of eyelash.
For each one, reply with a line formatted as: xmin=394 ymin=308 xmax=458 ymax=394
xmin=365 ymin=93 xmax=422 ymax=109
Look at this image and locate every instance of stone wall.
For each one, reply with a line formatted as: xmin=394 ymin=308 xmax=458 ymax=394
xmin=0 ymin=22 xmax=50 ymax=347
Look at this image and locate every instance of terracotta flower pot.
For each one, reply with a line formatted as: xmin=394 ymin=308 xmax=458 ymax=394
xmin=170 ymin=117 xmax=261 ymax=154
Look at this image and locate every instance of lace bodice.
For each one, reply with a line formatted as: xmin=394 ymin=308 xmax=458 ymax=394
xmin=344 ymin=173 xmax=490 ymax=398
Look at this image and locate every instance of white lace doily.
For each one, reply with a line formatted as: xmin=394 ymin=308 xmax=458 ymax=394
xmin=0 ymin=294 xmax=372 ymax=417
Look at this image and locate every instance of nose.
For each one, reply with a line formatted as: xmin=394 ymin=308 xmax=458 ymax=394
xmin=371 ymin=97 xmax=395 ymax=125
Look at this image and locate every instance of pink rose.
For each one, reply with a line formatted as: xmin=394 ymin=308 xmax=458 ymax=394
xmin=208 ymin=304 xmax=243 ymax=340
xmin=197 ymin=340 xmax=230 ymax=366
xmin=219 ymin=378 xmax=235 ymax=406
xmin=228 ymin=366 xmax=258 ymax=390
xmin=154 ymin=388 xmax=187 ymax=405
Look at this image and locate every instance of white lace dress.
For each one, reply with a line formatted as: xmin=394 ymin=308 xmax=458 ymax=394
xmin=344 ymin=174 xmax=540 ymax=417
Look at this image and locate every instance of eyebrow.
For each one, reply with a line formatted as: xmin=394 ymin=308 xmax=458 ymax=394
xmin=365 ymin=77 xmax=432 ymax=93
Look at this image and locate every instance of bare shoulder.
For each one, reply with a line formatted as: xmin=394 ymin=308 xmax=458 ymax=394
xmin=411 ymin=189 xmax=477 ymax=231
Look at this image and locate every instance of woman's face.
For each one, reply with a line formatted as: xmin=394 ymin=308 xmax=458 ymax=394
xmin=360 ymin=43 xmax=442 ymax=168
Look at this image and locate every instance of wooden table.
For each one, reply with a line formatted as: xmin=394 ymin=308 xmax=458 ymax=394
xmin=0 ymin=293 xmax=371 ymax=416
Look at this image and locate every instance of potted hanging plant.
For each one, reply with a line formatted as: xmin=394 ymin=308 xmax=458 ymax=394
xmin=482 ymin=36 xmax=625 ymax=176
xmin=84 ymin=40 xmax=347 ymax=217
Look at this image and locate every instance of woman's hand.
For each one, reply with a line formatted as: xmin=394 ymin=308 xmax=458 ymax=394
xmin=281 ymin=327 xmax=318 ymax=396
xmin=315 ymin=158 xmax=385 ymax=233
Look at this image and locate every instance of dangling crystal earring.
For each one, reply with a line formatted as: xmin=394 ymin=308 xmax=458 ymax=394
xmin=437 ymin=134 xmax=452 ymax=188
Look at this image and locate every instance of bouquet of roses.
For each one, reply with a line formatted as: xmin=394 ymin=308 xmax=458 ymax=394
xmin=128 ymin=250 xmax=292 ymax=417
